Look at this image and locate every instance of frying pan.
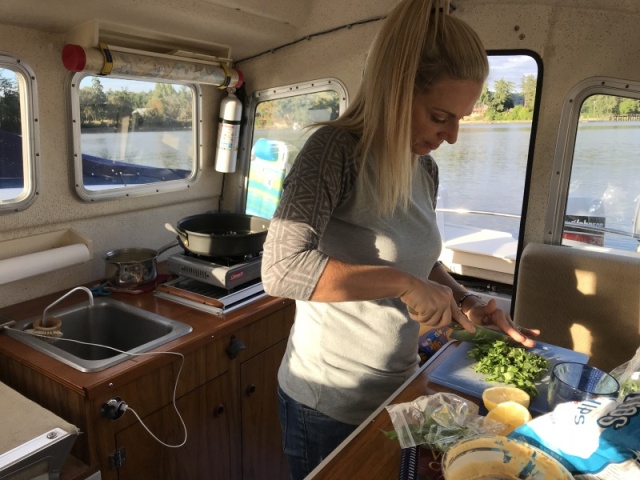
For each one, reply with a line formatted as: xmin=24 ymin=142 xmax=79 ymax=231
xmin=165 ymin=213 xmax=270 ymax=258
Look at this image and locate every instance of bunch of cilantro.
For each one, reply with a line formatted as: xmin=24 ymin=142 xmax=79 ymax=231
xmin=468 ymin=340 xmax=549 ymax=397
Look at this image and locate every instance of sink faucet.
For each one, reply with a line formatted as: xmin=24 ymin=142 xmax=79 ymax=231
xmin=42 ymin=286 xmax=94 ymax=327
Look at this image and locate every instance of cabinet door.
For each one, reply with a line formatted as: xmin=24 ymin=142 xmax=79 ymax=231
xmin=115 ymin=373 xmax=238 ymax=480
xmin=240 ymin=340 xmax=289 ymax=480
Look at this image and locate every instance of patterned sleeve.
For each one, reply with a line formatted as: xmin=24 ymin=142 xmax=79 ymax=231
xmin=261 ymin=126 xmax=359 ymax=300
xmin=421 ymin=154 xmax=440 ymax=208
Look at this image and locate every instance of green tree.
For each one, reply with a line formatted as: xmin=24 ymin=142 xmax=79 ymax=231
xmin=619 ymin=98 xmax=640 ymax=115
xmin=521 ymin=75 xmax=537 ymax=110
xmin=491 ymin=79 xmax=515 ymax=113
xmin=0 ymin=75 xmax=21 ymax=133
xmin=580 ymin=95 xmax=619 ymax=119
xmin=79 ymin=77 xmax=108 ymax=125
xmin=479 ymin=83 xmax=491 ymax=106
xmin=106 ymin=89 xmax=135 ymax=129
xmin=311 ymin=92 xmax=340 ymax=120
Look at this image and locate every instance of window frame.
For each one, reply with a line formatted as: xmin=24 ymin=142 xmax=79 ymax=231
xmin=68 ymin=72 xmax=202 ymax=202
xmin=545 ymin=77 xmax=640 ymax=247
xmin=0 ymin=53 xmax=40 ymax=214
xmin=240 ymin=78 xmax=348 ymax=215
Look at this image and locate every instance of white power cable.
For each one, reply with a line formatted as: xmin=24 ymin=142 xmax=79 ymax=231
xmin=3 ymin=327 xmax=188 ymax=448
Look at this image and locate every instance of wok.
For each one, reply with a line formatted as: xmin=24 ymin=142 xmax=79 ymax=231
xmin=165 ymin=213 xmax=270 ymax=258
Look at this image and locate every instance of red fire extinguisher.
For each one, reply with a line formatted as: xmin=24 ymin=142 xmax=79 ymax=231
xmin=215 ymin=90 xmax=243 ymax=173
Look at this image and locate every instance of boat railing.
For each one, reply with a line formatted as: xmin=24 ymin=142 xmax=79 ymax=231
xmin=436 ymin=208 xmax=520 ymax=220
xmin=436 ymin=208 xmax=640 ymax=242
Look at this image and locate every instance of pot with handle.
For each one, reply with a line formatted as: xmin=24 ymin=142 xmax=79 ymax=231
xmin=165 ymin=213 xmax=270 ymax=257
xmin=104 ymin=240 xmax=180 ymax=288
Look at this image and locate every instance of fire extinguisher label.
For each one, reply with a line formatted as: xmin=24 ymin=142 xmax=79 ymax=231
xmin=218 ymin=123 xmax=240 ymax=151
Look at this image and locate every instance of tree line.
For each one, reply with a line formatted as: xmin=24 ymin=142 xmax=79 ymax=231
xmin=3 ymin=73 xmax=640 ymax=134
xmin=79 ymin=77 xmax=193 ymax=130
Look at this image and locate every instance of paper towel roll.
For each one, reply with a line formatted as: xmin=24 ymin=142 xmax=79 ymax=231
xmin=0 ymin=243 xmax=91 ymax=285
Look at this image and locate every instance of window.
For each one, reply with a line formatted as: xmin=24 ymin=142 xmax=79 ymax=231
xmin=70 ymin=74 xmax=200 ymax=201
xmin=243 ymin=79 xmax=347 ymax=219
xmin=0 ymin=55 xmax=39 ymax=213
xmin=435 ymin=53 xmax=540 ymax=282
xmin=547 ymin=78 xmax=640 ymax=254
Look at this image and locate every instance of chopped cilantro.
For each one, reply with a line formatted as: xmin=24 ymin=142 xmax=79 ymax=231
xmin=468 ymin=340 xmax=550 ymax=397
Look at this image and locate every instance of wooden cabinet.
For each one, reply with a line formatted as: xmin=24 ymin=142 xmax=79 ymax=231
xmin=240 ymin=340 xmax=289 ymax=480
xmin=0 ymin=295 xmax=295 ymax=480
xmin=100 ymin=303 xmax=294 ymax=480
xmin=230 ymin=301 xmax=293 ymax=480
xmin=115 ymin=373 xmax=238 ymax=480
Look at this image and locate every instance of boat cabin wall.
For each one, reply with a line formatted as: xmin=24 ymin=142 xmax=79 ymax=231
xmin=2 ymin=1 xmax=640 ymax=307
xmin=237 ymin=1 xmax=640 ymax=244
xmin=0 ymin=24 xmax=228 ymax=307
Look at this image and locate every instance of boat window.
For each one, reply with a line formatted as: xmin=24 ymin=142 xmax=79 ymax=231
xmin=436 ymin=53 xmax=540 ymax=284
xmin=70 ymin=74 xmax=200 ymax=201
xmin=547 ymin=78 xmax=640 ymax=255
xmin=0 ymin=55 xmax=39 ymax=213
xmin=243 ymin=79 xmax=347 ymax=219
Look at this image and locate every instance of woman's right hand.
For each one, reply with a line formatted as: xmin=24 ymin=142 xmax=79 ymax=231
xmin=400 ymin=278 xmax=473 ymax=330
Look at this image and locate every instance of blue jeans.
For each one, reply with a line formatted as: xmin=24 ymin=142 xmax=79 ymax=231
xmin=277 ymin=385 xmax=357 ymax=480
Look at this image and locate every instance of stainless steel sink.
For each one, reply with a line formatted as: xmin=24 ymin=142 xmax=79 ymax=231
xmin=6 ymin=298 xmax=192 ymax=372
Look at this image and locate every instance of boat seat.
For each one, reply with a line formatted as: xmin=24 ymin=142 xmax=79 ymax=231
xmin=0 ymin=381 xmax=79 ymax=480
xmin=513 ymin=242 xmax=640 ymax=372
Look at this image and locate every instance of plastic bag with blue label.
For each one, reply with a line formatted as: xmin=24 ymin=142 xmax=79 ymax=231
xmin=510 ymin=393 xmax=640 ymax=479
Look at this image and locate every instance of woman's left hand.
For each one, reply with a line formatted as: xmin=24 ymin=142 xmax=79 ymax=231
xmin=465 ymin=298 xmax=539 ymax=348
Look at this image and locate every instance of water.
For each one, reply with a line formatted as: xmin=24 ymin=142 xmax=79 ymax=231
xmin=435 ymin=121 xmax=640 ymax=251
xmin=20 ymin=124 xmax=640 ymax=251
xmin=81 ymin=129 xmax=195 ymax=169
xmin=436 ymin=123 xmax=530 ymax=233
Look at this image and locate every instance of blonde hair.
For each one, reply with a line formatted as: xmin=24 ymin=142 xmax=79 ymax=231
xmin=332 ymin=0 xmax=489 ymax=214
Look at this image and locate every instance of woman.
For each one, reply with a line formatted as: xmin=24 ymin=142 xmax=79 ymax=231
xmin=261 ymin=0 xmax=539 ymax=477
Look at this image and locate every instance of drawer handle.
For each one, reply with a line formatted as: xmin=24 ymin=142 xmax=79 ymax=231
xmin=246 ymin=384 xmax=256 ymax=396
xmin=226 ymin=335 xmax=246 ymax=359
xmin=213 ymin=404 xmax=225 ymax=417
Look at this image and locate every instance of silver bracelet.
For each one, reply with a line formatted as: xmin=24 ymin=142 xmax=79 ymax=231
xmin=457 ymin=291 xmax=481 ymax=309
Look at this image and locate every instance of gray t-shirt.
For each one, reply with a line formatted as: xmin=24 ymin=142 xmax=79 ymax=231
xmin=261 ymin=125 xmax=442 ymax=424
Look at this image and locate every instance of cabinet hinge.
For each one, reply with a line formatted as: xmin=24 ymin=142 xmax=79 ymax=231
xmin=108 ymin=448 xmax=126 ymax=469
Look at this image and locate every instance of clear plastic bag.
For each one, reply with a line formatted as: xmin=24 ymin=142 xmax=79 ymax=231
xmin=384 ymin=392 xmax=504 ymax=450
xmin=610 ymin=345 xmax=640 ymax=397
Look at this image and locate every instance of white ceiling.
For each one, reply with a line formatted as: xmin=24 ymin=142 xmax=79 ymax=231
xmin=0 ymin=0 xmax=395 ymax=60
xmin=0 ymin=0 xmax=637 ymax=60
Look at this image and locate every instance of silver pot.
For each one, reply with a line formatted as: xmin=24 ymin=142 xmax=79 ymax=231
xmin=104 ymin=241 xmax=179 ymax=288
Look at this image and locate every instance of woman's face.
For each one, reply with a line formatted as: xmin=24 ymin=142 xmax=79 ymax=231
xmin=410 ymin=78 xmax=483 ymax=156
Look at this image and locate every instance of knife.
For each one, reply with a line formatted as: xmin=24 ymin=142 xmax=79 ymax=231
xmin=449 ymin=323 xmax=511 ymax=344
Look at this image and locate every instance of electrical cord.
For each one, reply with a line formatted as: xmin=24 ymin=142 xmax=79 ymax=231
xmin=3 ymin=326 xmax=188 ymax=448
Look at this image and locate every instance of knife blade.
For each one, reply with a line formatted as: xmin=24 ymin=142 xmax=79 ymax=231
xmin=449 ymin=323 xmax=511 ymax=344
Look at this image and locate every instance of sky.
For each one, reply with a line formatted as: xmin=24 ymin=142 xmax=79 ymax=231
xmin=486 ymin=55 xmax=539 ymax=91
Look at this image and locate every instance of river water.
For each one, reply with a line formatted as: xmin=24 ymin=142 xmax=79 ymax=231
xmin=80 ymin=122 xmax=640 ymax=251
xmin=435 ymin=121 xmax=640 ymax=251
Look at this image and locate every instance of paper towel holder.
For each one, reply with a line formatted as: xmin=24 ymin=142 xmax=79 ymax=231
xmin=0 ymin=229 xmax=93 ymax=285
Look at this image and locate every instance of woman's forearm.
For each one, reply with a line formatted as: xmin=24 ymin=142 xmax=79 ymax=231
xmin=310 ymin=257 xmax=415 ymax=302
